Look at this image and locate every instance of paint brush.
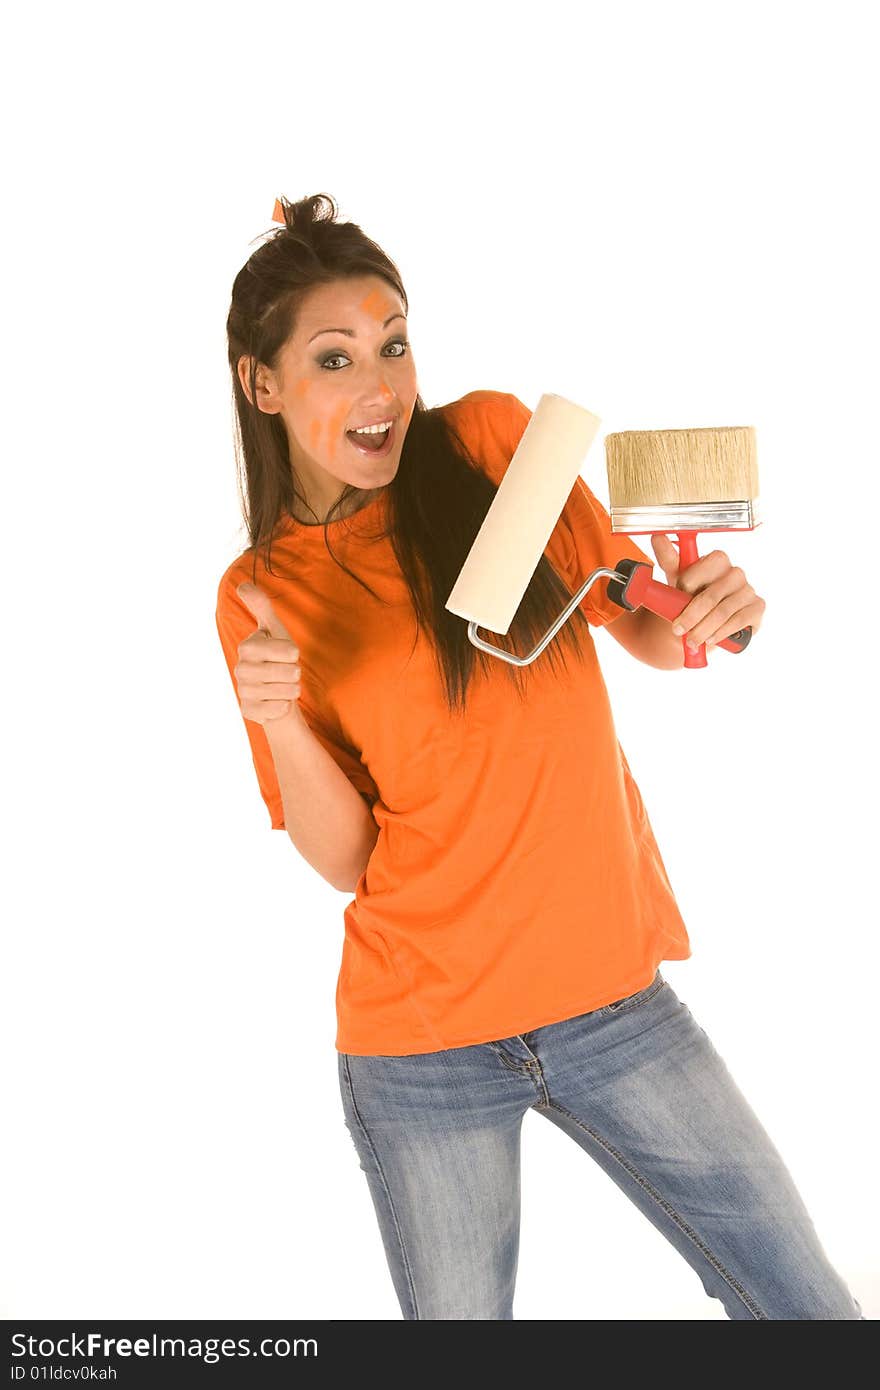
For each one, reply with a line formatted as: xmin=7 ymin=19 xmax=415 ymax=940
xmin=604 ymin=426 xmax=761 ymax=668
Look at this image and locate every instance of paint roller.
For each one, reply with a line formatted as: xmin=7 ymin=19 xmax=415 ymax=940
xmin=445 ymin=393 xmax=760 ymax=669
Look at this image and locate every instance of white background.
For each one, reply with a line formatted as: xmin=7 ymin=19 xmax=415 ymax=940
xmin=3 ymin=0 xmax=877 ymax=1322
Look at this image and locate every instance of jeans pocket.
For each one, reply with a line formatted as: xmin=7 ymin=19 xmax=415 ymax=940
xmin=599 ymin=970 xmax=665 ymax=1017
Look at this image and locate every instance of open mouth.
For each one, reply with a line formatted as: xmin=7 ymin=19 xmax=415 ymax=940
xmin=345 ymin=417 xmax=396 ymax=457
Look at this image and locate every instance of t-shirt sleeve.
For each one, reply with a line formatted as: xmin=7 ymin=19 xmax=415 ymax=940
xmin=496 ymin=392 xmax=654 ymax=628
xmin=214 ymin=573 xmax=381 ymax=830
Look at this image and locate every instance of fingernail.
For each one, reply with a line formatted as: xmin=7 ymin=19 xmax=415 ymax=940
xmin=686 ymin=640 xmax=699 ymax=652
xmin=672 ymin=624 xmax=685 ymax=636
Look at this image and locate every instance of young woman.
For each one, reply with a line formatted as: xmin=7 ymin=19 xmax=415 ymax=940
xmin=215 ymin=193 xmax=864 ymax=1321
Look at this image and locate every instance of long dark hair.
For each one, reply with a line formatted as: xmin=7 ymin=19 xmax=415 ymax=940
xmin=226 ymin=192 xmax=592 ymax=716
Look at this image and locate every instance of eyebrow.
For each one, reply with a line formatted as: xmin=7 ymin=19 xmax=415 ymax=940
xmin=308 ymin=313 xmax=406 ymax=344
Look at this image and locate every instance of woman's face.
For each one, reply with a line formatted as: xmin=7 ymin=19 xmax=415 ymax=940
xmin=241 ymin=274 xmax=418 ymax=520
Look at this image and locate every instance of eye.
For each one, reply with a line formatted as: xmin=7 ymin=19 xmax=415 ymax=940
xmin=319 ymin=337 xmax=410 ymax=370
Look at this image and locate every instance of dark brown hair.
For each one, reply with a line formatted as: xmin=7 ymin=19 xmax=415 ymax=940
xmin=226 ymin=192 xmax=592 ymax=715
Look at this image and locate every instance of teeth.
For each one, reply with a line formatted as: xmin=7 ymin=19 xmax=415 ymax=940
xmin=351 ymin=420 xmax=392 ymax=435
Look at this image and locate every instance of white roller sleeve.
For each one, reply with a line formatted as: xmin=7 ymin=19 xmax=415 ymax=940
xmin=445 ymin=393 xmax=601 ymax=636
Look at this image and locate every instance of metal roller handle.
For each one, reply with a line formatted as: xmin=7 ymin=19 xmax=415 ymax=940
xmin=466 ymin=561 xmax=751 ymax=669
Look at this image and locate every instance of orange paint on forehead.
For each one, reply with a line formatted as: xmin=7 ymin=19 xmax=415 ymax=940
xmin=359 ymin=287 xmax=397 ymax=319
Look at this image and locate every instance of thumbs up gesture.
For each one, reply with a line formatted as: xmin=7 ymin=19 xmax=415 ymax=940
xmin=232 ymin=582 xmax=303 ymax=726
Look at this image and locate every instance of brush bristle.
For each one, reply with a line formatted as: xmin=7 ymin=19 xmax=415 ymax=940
xmin=605 ymin=426 xmax=759 ymax=507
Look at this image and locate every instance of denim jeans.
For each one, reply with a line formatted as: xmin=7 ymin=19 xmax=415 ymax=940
xmin=338 ymin=970 xmax=865 ymax=1319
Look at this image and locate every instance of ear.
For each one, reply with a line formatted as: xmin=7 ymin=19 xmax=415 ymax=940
xmin=238 ymin=354 xmax=281 ymax=414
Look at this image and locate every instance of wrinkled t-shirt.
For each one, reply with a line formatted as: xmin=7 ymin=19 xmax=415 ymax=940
xmin=215 ymin=389 xmax=691 ymax=1055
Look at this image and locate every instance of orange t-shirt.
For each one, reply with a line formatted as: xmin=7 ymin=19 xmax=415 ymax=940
xmin=215 ymin=390 xmax=691 ymax=1055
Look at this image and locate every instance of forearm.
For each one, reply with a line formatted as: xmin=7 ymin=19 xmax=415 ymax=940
xmin=263 ymin=706 xmax=379 ymax=892
xmin=631 ymin=608 xmax=687 ymax=670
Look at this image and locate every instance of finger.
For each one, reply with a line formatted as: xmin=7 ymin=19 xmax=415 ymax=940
xmin=241 ymin=634 xmax=300 ymax=663
xmin=262 ymin=666 xmax=301 ymax=688
xmin=672 ymin=564 xmax=750 ymax=636
xmin=673 ymin=574 xmax=753 ymax=644
xmin=242 ymin=699 xmax=291 ymax=724
xmin=673 ymin=548 xmax=733 ymax=595
xmin=236 ymin=581 xmax=296 ymax=645
xmin=650 ymin=533 xmax=680 ymax=580
xmin=705 ymin=597 xmax=766 ymax=646
xmin=235 ymin=655 xmax=301 ymax=688
xmin=238 ymin=664 xmax=301 ymax=690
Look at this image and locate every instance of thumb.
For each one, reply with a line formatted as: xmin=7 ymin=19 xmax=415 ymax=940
xmin=236 ymin=582 xmax=293 ymax=641
xmin=650 ymin=533 xmax=680 ymax=585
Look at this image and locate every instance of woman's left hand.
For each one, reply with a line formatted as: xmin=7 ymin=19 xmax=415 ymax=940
xmin=650 ymin=534 xmax=766 ymax=650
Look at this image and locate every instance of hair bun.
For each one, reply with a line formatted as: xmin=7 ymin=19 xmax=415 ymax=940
xmin=270 ymin=193 xmax=338 ymax=233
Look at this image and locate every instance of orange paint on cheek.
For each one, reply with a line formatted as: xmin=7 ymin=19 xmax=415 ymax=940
xmin=329 ymin=401 xmax=348 ymax=441
xmin=292 ymin=376 xmax=310 ymax=401
xmin=305 ymin=402 xmax=350 ymax=453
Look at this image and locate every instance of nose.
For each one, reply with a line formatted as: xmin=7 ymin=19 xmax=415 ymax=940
xmin=360 ymin=379 xmax=396 ymax=412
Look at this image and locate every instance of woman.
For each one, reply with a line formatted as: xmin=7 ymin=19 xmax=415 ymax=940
xmin=215 ymin=192 xmax=864 ymax=1320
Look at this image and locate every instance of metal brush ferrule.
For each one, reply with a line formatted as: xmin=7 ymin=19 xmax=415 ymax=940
xmin=609 ymin=499 xmax=760 ymax=532
xmin=466 ymin=566 xmax=624 ymax=668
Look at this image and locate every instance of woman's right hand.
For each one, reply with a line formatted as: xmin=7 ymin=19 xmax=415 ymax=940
xmin=233 ymin=582 xmax=303 ymax=726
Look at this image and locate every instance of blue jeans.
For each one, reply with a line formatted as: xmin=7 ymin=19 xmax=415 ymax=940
xmin=338 ymin=971 xmax=865 ymax=1319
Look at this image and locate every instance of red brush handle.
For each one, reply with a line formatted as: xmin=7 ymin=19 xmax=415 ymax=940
xmin=677 ymin=531 xmax=706 ymax=669
xmin=611 ymin=530 xmax=752 ymax=668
